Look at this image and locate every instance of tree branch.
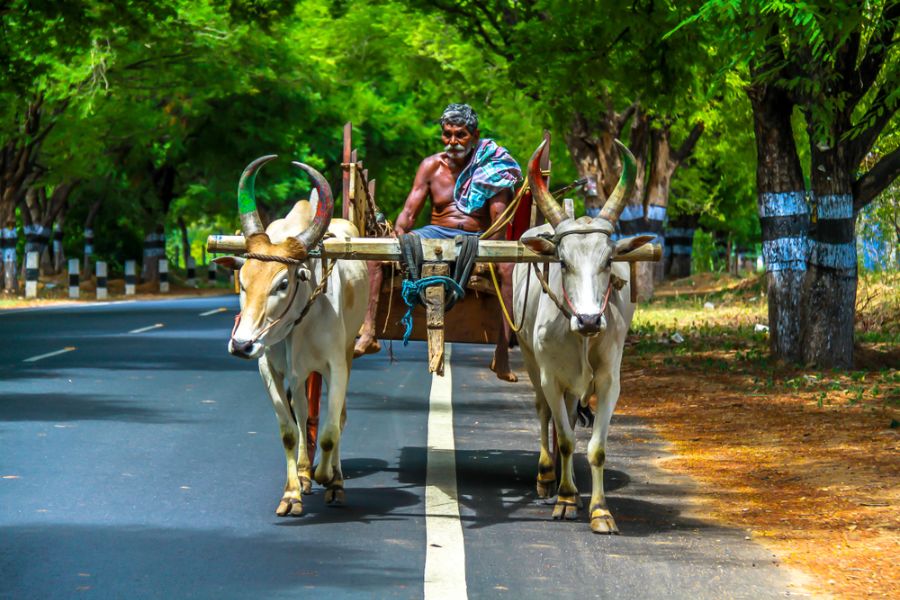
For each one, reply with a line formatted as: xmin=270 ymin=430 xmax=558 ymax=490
xmin=853 ymin=145 xmax=900 ymax=210
xmin=848 ymin=85 xmax=897 ymax=167
xmin=672 ymin=120 xmax=705 ymax=166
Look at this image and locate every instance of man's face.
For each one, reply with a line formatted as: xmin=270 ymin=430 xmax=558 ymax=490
xmin=442 ymin=123 xmax=477 ymax=161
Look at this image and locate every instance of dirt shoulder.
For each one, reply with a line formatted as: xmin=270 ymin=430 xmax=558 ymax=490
xmin=618 ymin=273 xmax=899 ymax=599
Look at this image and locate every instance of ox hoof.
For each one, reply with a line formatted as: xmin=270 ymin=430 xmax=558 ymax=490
xmin=536 ymin=479 xmax=556 ymax=499
xmin=325 ymin=485 xmax=345 ymax=505
xmin=275 ymin=497 xmax=303 ymax=517
xmin=552 ymin=495 xmax=580 ymax=521
xmin=299 ymin=476 xmax=313 ymax=495
xmin=590 ymin=508 xmax=619 ymax=534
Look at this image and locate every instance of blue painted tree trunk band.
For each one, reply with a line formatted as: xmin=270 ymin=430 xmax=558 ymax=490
xmin=672 ymin=245 xmax=693 ymax=256
xmin=758 ymin=191 xmax=808 ymax=217
xmin=808 ymin=240 xmax=857 ymax=270
xmin=814 ymin=194 xmax=854 ymax=219
xmin=620 ymin=205 xmax=644 ymax=221
xmin=53 ymin=229 xmax=63 ymax=240
xmin=759 ymin=192 xmax=809 ymax=271
xmin=125 ymin=274 xmax=137 ymax=284
xmin=97 ymin=277 xmax=107 ymax=287
xmin=69 ymin=274 xmax=79 ymax=286
xmin=26 ymin=268 xmax=39 ymax=280
xmin=646 ymin=204 xmax=666 ymax=222
xmin=762 ymin=237 xmax=808 ymax=272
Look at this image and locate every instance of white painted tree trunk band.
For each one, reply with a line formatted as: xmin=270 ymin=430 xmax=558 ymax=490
xmin=2 ymin=227 xmax=17 ymax=261
xmin=758 ymin=192 xmax=809 ymax=272
xmin=84 ymin=228 xmax=94 ymax=255
xmin=143 ymin=232 xmax=166 ymax=257
xmin=23 ymin=224 xmax=50 ymax=253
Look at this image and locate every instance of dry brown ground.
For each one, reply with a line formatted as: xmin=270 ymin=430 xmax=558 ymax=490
xmin=618 ymin=272 xmax=899 ymax=599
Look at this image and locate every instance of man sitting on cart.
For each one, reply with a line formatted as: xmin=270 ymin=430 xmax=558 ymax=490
xmin=354 ymin=103 xmax=522 ymax=382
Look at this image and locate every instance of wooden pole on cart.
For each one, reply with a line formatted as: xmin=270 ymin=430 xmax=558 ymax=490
xmin=341 ymin=122 xmax=352 ymax=220
xmin=423 ymin=262 xmax=448 ymax=376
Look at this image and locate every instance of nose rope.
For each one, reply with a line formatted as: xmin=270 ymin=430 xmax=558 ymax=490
xmin=562 ymin=279 xmax=613 ymax=319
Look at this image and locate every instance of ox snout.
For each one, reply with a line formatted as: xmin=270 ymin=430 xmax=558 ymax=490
xmin=572 ymin=312 xmax=607 ymax=336
xmin=228 ymin=337 xmax=262 ymax=360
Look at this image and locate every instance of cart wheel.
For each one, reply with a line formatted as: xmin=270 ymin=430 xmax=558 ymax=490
xmin=306 ymin=373 xmax=322 ymax=463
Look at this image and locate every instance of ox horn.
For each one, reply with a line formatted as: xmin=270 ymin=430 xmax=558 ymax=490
xmin=528 ymin=139 xmax=567 ymax=228
xmin=598 ymin=140 xmax=637 ymax=225
xmin=291 ymin=161 xmax=334 ymax=252
xmin=237 ymin=154 xmax=278 ymax=237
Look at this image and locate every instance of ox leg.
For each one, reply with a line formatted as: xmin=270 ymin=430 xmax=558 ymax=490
xmin=544 ymin=379 xmax=579 ymax=521
xmin=314 ymin=359 xmax=349 ymax=504
xmin=290 ymin=372 xmax=313 ymax=495
xmin=587 ymin=370 xmax=620 ymax=534
xmin=521 ymin=346 xmax=556 ymax=497
xmin=260 ymin=353 xmax=305 ymax=517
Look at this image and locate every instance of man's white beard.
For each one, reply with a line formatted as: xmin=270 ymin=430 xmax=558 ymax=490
xmin=446 ymin=142 xmax=473 ymax=160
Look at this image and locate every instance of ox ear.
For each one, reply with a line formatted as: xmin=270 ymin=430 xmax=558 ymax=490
xmin=521 ymin=234 xmax=557 ymax=256
xmin=615 ymin=235 xmax=655 ymax=256
xmin=213 ymin=256 xmax=246 ymax=271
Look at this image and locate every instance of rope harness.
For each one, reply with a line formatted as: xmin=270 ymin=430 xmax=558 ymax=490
xmin=232 ymin=250 xmax=335 ymax=345
xmin=397 ymin=233 xmax=478 ymax=345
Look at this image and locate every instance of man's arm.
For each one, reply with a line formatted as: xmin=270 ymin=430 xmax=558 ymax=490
xmin=486 ymin=188 xmax=513 ymax=240
xmin=394 ymin=158 xmax=433 ymax=236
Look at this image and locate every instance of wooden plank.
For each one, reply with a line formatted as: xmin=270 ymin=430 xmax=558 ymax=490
xmin=342 ymin=122 xmax=352 ymax=220
xmin=207 ymin=235 xmax=664 ymax=264
xmin=352 ymin=163 xmax=368 ymax=236
xmin=422 ymin=263 xmax=448 ymax=375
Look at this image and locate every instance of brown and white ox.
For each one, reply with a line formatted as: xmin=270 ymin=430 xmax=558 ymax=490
xmin=513 ymin=140 xmax=653 ymax=533
xmin=215 ymin=156 xmax=368 ymax=517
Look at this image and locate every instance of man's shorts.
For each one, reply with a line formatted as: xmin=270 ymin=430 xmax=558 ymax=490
xmin=411 ymin=224 xmax=482 ymax=239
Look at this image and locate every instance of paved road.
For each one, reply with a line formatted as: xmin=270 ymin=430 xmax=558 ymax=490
xmin=1 ymin=297 xmax=806 ymax=599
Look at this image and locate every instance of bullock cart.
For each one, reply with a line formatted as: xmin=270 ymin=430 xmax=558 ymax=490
xmin=207 ymin=123 xmax=662 ymax=520
xmin=208 ymin=123 xmax=662 ymax=375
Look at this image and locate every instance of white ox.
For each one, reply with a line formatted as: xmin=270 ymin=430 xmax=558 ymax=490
xmin=513 ymin=140 xmax=653 ymax=533
xmin=215 ymin=156 xmax=367 ymax=516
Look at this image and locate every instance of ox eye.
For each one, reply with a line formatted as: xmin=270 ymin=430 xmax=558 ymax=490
xmin=277 ymin=279 xmax=289 ymax=292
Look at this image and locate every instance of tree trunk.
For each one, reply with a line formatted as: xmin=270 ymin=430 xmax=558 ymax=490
xmin=142 ymin=227 xmax=165 ymax=283
xmin=563 ymin=102 xmax=637 ymax=216
xmin=52 ymin=210 xmax=66 ymax=274
xmin=178 ymin=217 xmax=190 ymax=270
xmin=83 ymin=197 xmax=102 ymax=277
xmin=748 ymin=82 xmax=808 ymax=363
xmin=801 ymin=141 xmax=857 ymax=368
xmin=665 ymin=214 xmax=698 ymax=279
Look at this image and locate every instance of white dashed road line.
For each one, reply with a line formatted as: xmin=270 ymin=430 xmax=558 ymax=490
xmin=23 ymin=347 xmax=76 ymax=363
xmin=199 ymin=308 xmax=227 ymax=317
xmin=424 ymin=344 xmax=467 ymax=600
xmin=128 ymin=323 xmax=164 ymax=334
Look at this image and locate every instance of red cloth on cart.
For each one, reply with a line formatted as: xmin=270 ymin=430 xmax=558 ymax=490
xmin=506 ymin=188 xmax=534 ymax=241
